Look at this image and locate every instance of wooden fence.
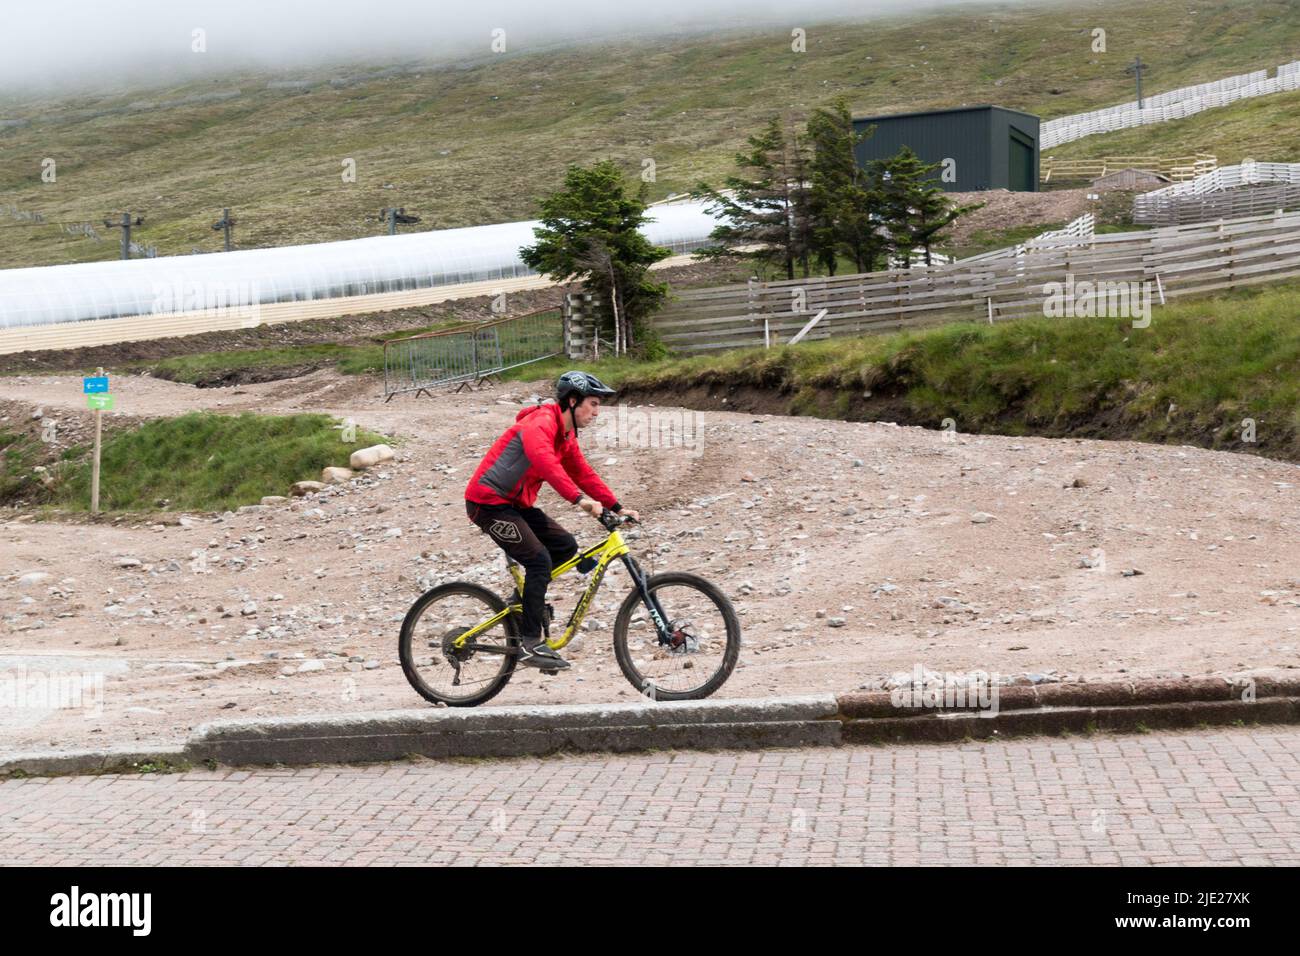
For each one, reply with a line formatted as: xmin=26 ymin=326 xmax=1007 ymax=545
xmin=1041 ymin=154 xmax=1216 ymax=183
xmin=648 ymin=210 xmax=1300 ymax=353
xmin=1133 ymin=162 xmax=1300 ymax=225
xmin=956 ymin=214 xmax=1094 ymax=264
xmin=563 ymin=291 xmax=604 ymax=360
xmin=1134 ymin=184 xmax=1300 ymax=226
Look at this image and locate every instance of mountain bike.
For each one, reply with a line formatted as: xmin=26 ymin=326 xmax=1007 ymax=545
xmin=399 ymin=510 xmax=741 ymax=706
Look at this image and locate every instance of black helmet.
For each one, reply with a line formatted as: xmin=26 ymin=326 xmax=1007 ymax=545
xmin=555 ymin=370 xmax=616 ymax=409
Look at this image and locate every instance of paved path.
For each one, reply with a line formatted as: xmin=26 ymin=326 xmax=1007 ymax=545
xmin=2 ymin=727 xmax=1297 ymax=865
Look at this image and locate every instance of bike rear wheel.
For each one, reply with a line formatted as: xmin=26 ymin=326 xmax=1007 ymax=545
xmin=611 ymin=572 xmax=741 ymax=701
xmin=399 ymin=582 xmax=518 ymax=707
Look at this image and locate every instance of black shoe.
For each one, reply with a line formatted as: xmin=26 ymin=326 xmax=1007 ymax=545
xmin=516 ymin=635 xmax=570 ymax=670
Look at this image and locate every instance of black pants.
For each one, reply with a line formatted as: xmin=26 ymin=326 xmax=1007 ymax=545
xmin=466 ymin=501 xmax=578 ymax=638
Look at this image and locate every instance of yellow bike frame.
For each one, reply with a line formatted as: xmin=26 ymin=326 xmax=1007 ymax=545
xmin=451 ymin=526 xmax=631 ymax=652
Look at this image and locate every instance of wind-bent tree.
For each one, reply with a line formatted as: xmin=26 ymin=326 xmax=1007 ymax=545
xmin=521 ymin=159 xmax=670 ymax=355
xmin=807 ymin=98 xmax=885 ymax=275
xmin=693 ymin=116 xmax=813 ymax=280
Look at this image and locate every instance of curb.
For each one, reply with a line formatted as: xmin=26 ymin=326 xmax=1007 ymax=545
xmin=184 ymin=696 xmax=841 ymax=765
xmin=838 ymin=675 xmax=1300 ymax=718
xmin=840 ymin=676 xmax=1300 ymax=744
xmin=844 ymin=698 xmax=1300 ymax=743
xmin=0 ymin=744 xmax=188 ymax=778
xmin=1 ymin=679 xmax=1297 ymax=777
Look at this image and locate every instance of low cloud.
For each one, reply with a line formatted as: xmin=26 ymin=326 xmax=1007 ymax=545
xmin=1 ymin=0 xmax=1015 ymax=94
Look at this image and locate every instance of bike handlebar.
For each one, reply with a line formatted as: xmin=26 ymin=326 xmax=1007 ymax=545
xmin=598 ymin=509 xmax=636 ymax=530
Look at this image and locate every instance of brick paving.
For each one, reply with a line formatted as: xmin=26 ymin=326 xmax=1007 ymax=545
xmin=2 ymin=727 xmax=1297 ymax=865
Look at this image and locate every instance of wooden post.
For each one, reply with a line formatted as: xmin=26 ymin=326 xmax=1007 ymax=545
xmin=787 ymin=308 xmax=828 ymax=345
xmin=562 ymin=296 xmax=570 ymax=357
xmin=91 ymin=366 xmax=103 ymax=514
xmin=896 ymin=270 xmax=905 ymax=328
xmin=563 ymin=294 xmax=579 ymax=359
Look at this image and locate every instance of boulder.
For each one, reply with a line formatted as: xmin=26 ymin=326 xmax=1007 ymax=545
xmin=321 ymin=467 xmax=354 ymax=484
xmin=260 ymin=495 xmax=289 ymax=506
xmin=290 ymin=481 xmax=326 ymax=497
xmin=349 ymin=444 xmax=395 ymax=470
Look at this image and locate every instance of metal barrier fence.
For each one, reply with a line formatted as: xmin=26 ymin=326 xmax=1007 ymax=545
xmin=383 ymin=308 xmax=563 ymax=399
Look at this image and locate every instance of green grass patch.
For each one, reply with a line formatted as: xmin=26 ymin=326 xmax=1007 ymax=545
xmin=142 ymin=343 xmax=355 ymax=384
xmin=0 ymin=429 xmax=44 ymax=500
xmin=1095 ymin=223 xmax=1153 ymax=235
xmin=128 ymin=760 xmax=194 ymax=775
xmin=53 ymin=411 xmax=388 ymax=512
xmin=944 ymin=222 xmax=1066 ymax=260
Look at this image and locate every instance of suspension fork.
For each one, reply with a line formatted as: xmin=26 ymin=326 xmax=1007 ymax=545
xmin=621 ymin=554 xmax=675 ymax=644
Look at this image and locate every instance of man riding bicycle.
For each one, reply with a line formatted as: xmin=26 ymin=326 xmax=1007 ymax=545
xmin=465 ymin=370 xmax=640 ymax=670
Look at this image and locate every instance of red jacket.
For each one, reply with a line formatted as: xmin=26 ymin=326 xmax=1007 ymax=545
xmin=465 ymin=403 xmax=619 ymax=512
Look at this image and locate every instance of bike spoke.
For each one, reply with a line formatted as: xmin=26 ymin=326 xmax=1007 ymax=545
xmin=403 ymin=591 xmax=514 ymax=703
xmin=624 ymin=583 xmax=732 ymax=697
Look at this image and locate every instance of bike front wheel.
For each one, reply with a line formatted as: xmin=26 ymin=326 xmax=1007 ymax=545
xmin=611 ymin=572 xmax=741 ymax=701
xmin=399 ymin=582 xmax=518 ymax=707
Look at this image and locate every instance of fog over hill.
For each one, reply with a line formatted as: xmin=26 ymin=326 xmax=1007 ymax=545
xmin=3 ymin=0 xmax=1035 ymax=95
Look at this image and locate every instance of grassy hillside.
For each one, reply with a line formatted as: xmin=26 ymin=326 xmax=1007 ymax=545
xmin=1046 ymin=88 xmax=1300 ymax=166
xmin=1 ymin=0 xmax=1298 ymax=269
xmin=502 ymin=281 xmax=1300 ymax=462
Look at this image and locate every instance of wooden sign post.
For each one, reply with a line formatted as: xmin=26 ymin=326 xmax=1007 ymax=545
xmin=83 ymin=367 xmax=110 ymax=513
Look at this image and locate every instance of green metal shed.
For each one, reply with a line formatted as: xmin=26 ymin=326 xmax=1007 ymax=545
xmin=851 ymin=105 xmax=1041 ymax=192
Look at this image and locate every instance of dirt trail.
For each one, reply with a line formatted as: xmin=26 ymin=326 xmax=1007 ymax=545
xmin=2 ymin=370 xmax=1298 ymax=754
